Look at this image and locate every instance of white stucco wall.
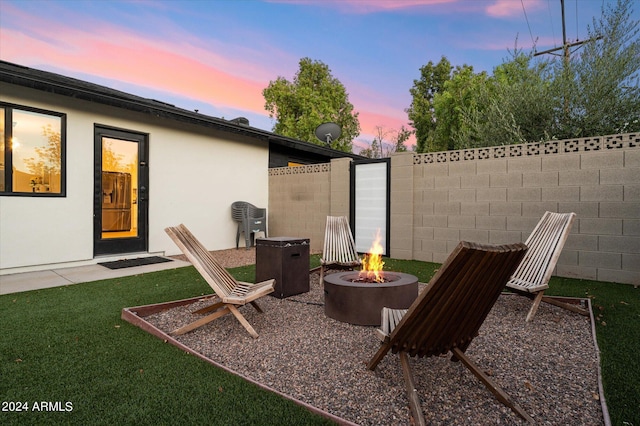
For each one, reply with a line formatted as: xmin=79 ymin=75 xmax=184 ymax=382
xmin=0 ymin=84 xmax=269 ymax=273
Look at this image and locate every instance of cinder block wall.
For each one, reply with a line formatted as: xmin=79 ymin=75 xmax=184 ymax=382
xmin=409 ymin=133 xmax=639 ymax=285
xmin=268 ymin=162 xmax=333 ymax=252
xmin=269 ymin=133 xmax=639 ymax=285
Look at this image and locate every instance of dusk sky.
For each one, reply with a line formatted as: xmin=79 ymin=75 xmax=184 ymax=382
xmin=1 ymin=0 xmax=634 ymax=151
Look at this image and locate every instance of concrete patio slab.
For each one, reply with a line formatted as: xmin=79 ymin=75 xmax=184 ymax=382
xmin=0 ymin=258 xmax=191 ymax=295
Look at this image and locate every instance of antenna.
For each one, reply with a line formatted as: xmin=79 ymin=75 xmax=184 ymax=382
xmin=315 ymin=122 xmax=341 ymax=145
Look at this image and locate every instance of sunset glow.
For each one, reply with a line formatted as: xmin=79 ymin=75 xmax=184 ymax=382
xmin=0 ymin=0 xmax=624 ymax=153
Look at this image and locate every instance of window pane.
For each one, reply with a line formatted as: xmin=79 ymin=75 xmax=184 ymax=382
xmin=0 ymin=108 xmax=5 ymax=192
xmin=11 ymin=109 xmax=62 ymax=193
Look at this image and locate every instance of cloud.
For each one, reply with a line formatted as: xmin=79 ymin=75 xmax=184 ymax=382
xmin=266 ymin=0 xmax=457 ymax=14
xmin=486 ymin=0 xmax=544 ymax=18
xmin=354 ymin=109 xmax=416 ymax=150
xmin=0 ymin=3 xmax=418 ymax=150
xmin=0 ymin=7 xmax=283 ymax=115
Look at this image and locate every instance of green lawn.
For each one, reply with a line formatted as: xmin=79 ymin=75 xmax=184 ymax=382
xmin=1 ymin=257 xmax=638 ymax=425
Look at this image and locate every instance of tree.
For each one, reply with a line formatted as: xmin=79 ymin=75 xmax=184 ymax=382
xmin=489 ymin=52 xmax=556 ymax=143
xmin=263 ymin=58 xmax=360 ymax=152
xmin=406 ymin=56 xmax=453 ymax=153
xmin=408 ymin=0 xmax=639 ymax=152
xmin=393 ymin=125 xmax=412 ymax=153
xmin=558 ymin=0 xmax=640 ymax=137
xmin=432 ymin=65 xmax=489 ymax=150
xmin=455 ymin=51 xmax=557 ymax=148
xmin=23 ymin=124 xmax=62 ymax=189
xmin=358 ymin=125 xmax=413 ymax=158
xmin=359 ymin=139 xmax=379 ymax=159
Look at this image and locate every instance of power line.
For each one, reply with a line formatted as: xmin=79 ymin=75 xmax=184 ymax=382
xmin=534 ymin=0 xmax=601 ymax=62
xmin=521 ymin=0 xmax=536 ymax=46
xmin=575 ymin=0 xmax=579 ymax=41
xmin=547 ymin=0 xmax=557 ymax=48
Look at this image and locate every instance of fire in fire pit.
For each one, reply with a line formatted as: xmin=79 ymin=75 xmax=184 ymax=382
xmin=356 ymin=231 xmax=386 ymax=283
xmin=323 ymin=231 xmax=419 ymax=326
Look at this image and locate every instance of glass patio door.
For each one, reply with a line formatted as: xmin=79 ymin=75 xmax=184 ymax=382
xmin=94 ymin=126 xmax=148 ymax=256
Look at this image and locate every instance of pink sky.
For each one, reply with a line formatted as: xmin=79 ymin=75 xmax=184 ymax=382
xmin=1 ymin=19 xmax=408 ymax=149
xmin=1 ymin=0 xmax=615 ymax=152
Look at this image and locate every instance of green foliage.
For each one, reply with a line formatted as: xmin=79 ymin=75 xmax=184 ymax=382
xmin=409 ymin=0 xmax=640 ymax=152
xmin=557 ymin=0 xmax=640 ymax=138
xmin=393 ymin=125 xmax=412 ymax=153
xmin=454 ymin=52 xmax=558 ymax=148
xmin=263 ymin=58 xmax=360 ymax=152
xmin=359 ymin=125 xmax=412 ymax=158
xmin=432 ymin=65 xmax=489 ymax=150
xmin=406 ymin=56 xmax=453 ymax=152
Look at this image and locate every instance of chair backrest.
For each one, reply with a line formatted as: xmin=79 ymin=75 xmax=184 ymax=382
xmin=232 ymin=202 xmax=265 ymax=223
xmin=247 ymin=204 xmax=266 ymax=221
xmin=387 ymin=241 xmax=527 ymax=358
xmin=165 ymin=224 xmax=238 ymax=298
xmin=231 ymin=201 xmax=249 ymax=223
xmin=322 ymin=216 xmax=360 ymax=264
xmin=508 ymin=211 xmax=576 ymax=293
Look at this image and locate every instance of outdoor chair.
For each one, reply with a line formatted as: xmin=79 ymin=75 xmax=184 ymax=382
xmin=320 ymin=216 xmax=362 ymax=282
xmin=367 ymin=241 xmax=533 ymax=425
xmin=231 ymin=201 xmax=267 ymax=249
xmin=165 ymin=224 xmax=275 ymax=338
xmin=506 ymin=211 xmax=586 ymax=321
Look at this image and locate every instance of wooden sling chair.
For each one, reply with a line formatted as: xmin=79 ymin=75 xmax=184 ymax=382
xmin=165 ymin=224 xmax=275 ymax=338
xmin=319 ymin=216 xmax=362 ymax=282
xmin=368 ymin=241 xmax=534 ymax=425
xmin=506 ymin=211 xmax=586 ymax=321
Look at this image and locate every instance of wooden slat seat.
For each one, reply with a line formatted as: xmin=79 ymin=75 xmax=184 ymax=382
xmin=505 ymin=211 xmax=586 ymax=321
xmin=320 ymin=216 xmax=361 ymax=282
xmin=368 ymin=241 xmax=533 ymax=425
xmin=165 ymin=224 xmax=275 ymax=338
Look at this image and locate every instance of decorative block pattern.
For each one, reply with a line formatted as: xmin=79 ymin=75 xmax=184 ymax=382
xmin=414 ymin=133 xmax=638 ymax=165
xmin=268 ymin=163 xmax=330 ymax=176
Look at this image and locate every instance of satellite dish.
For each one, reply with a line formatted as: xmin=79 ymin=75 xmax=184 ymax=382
xmin=315 ymin=122 xmax=341 ymax=145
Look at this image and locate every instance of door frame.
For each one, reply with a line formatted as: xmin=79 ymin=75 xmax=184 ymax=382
xmin=93 ymin=125 xmax=149 ymax=256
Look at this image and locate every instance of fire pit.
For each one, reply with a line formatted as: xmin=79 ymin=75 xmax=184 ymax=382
xmin=324 ymin=271 xmax=418 ymax=326
xmin=323 ymin=230 xmax=419 ymax=325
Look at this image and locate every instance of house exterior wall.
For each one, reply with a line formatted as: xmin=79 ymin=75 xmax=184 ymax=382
xmin=268 ymin=133 xmax=640 ymax=285
xmin=0 ymin=84 xmax=269 ymax=273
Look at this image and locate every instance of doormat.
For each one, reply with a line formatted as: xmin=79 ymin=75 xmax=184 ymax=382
xmin=98 ymin=256 xmax=173 ymax=270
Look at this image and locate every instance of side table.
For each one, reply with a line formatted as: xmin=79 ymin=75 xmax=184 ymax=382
xmin=255 ymin=237 xmax=310 ymax=298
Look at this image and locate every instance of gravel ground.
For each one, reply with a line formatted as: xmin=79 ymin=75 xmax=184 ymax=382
xmin=170 ymin=247 xmax=259 ymax=268
xmin=152 ymin=249 xmax=603 ymax=425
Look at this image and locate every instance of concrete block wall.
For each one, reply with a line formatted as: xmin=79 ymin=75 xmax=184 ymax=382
xmin=329 ymin=158 xmax=352 ymax=217
xmin=268 ymin=133 xmax=639 ymax=285
xmin=410 ymin=133 xmax=639 ymax=285
xmin=268 ymin=160 xmax=348 ymax=253
xmin=390 ymin=153 xmax=415 ymax=260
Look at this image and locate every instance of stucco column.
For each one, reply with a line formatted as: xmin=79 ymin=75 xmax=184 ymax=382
xmin=330 ymin=157 xmax=352 ymax=217
xmin=390 ymin=152 xmax=414 ymax=259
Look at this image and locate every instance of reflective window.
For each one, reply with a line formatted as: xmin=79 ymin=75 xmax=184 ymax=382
xmin=101 ymin=137 xmax=139 ymax=239
xmin=0 ymin=103 xmax=66 ymax=196
xmin=0 ymin=108 xmax=4 ymax=192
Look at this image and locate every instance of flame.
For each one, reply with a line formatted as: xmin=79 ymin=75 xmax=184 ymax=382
xmin=359 ymin=230 xmax=385 ymax=283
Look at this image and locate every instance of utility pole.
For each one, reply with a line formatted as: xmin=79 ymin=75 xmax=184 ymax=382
xmin=533 ymin=0 xmax=602 ymax=114
xmin=533 ymin=0 xmax=602 ymax=62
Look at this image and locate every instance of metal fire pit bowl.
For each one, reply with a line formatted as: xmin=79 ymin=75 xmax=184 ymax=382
xmin=323 ymin=271 xmax=419 ymax=326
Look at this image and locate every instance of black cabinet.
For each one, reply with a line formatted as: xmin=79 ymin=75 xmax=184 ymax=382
xmin=255 ymin=237 xmax=310 ymax=298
